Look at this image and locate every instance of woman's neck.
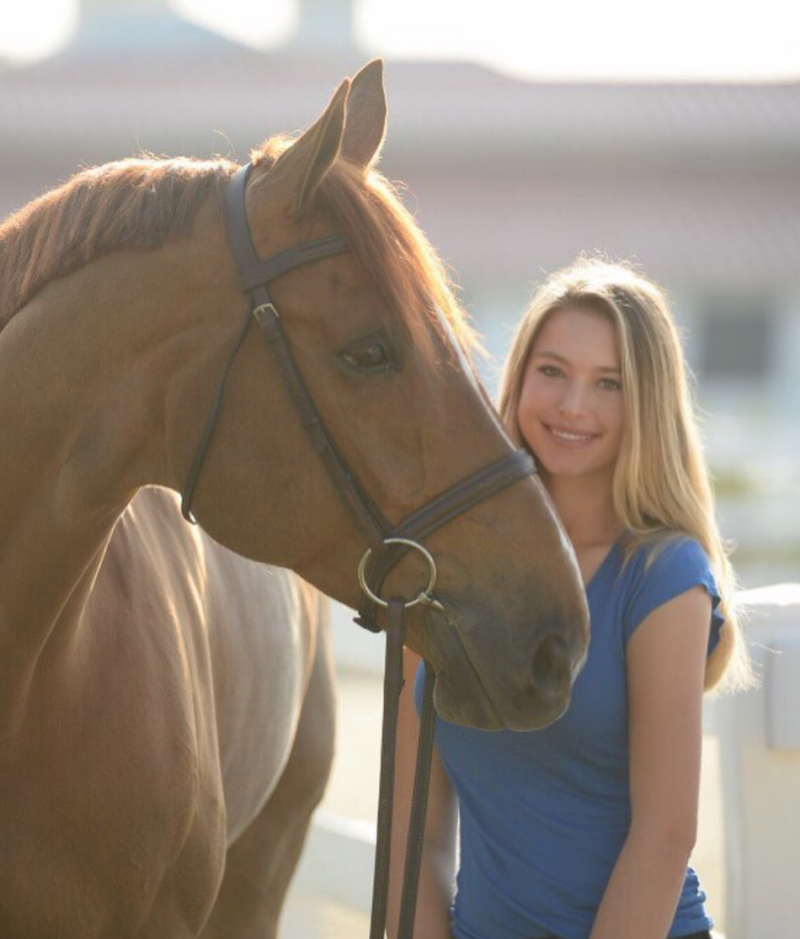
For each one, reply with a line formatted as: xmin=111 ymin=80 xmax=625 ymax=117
xmin=540 ymin=470 xmax=623 ymax=549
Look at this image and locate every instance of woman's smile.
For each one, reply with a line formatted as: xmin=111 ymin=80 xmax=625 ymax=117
xmin=542 ymin=422 xmax=602 ymax=446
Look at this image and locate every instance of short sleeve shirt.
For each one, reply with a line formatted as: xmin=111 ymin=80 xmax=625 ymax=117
xmin=415 ymin=536 xmax=723 ymax=939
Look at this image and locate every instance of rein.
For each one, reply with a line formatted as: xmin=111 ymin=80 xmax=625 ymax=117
xmin=181 ymin=163 xmax=537 ymax=939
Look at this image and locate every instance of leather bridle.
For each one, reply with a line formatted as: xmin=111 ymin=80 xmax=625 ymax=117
xmin=181 ymin=162 xmax=537 ymax=939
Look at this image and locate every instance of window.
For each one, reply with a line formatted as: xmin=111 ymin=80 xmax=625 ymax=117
xmin=699 ymin=298 xmax=775 ymax=381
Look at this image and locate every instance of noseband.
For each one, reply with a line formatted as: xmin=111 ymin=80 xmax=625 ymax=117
xmin=181 ymin=162 xmax=537 ymax=939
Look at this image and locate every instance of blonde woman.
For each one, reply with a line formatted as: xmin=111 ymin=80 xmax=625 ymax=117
xmin=389 ymin=257 xmax=750 ymax=939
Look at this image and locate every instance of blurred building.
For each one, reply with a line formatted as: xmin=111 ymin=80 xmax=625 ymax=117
xmin=2 ymin=0 xmax=799 ymax=576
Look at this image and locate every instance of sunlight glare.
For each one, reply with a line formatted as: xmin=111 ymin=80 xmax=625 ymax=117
xmin=1 ymin=0 xmax=797 ymax=81
xmin=0 ymin=0 xmax=77 ymax=64
xmin=172 ymin=0 xmax=297 ymax=50
xmin=356 ymin=0 xmax=800 ymax=81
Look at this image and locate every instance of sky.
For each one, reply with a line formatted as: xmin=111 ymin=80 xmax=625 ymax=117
xmin=0 ymin=0 xmax=798 ymax=81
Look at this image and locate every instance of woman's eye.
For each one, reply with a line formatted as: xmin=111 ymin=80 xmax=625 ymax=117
xmin=339 ymin=343 xmax=391 ymax=372
xmin=538 ymin=365 xmax=563 ymax=378
xmin=598 ymin=378 xmax=622 ymax=391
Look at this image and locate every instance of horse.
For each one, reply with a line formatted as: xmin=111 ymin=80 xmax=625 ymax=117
xmin=0 ymin=60 xmax=588 ymax=938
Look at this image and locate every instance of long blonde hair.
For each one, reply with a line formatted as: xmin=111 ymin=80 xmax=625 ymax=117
xmin=498 ymin=256 xmax=752 ymax=692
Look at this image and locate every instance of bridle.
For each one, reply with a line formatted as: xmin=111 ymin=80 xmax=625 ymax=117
xmin=181 ymin=162 xmax=537 ymax=939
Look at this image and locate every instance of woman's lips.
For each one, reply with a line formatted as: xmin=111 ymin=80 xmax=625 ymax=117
xmin=543 ymin=422 xmax=600 ymax=446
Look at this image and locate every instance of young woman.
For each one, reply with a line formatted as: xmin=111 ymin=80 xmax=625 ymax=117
xmin=388 ymin=257 xmax=751 ymax=939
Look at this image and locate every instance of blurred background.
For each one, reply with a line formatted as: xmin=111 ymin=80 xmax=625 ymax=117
xmin=2 ymin=0 xmax=798 ymax=584
xmin=2 ymin=3 xmax=799 ymax=938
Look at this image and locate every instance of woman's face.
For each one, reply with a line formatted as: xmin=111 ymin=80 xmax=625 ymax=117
xmin=517 ymin=306 xmax=625 ymax=485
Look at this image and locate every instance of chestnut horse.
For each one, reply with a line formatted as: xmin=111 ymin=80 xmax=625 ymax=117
xmin=0 ymin=61 xmax=588 ymax=938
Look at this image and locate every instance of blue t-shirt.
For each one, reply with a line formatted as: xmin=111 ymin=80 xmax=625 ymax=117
xmin=415 ymin=536 xmax=723 ymax=939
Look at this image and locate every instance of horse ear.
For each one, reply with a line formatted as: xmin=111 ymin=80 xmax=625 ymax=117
xmin=269 ymin=78 xmax=350 ymax=213
xmin=340 ymin=59 xmax=387 ymax=171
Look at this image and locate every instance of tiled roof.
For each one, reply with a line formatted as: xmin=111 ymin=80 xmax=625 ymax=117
xmin=2 ymin=14 xmax=799 ymax=164
xmin=1 ymin=12 xmax=798 ymax=292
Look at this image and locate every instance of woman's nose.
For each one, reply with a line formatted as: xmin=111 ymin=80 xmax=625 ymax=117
xmin=557 ymin=381 xmax=588 ymax=416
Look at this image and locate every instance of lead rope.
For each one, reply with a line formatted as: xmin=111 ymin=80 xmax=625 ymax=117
xmin=368 ymin=597 xmax=437 ymax=939
xmin=397 ymin=659 xmax=436 ymax=939
xmin=369 ymin=598 xmax=407 ymax=939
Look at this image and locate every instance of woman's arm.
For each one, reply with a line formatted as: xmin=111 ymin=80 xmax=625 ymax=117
xmin=588 ymin=586 xmax=712 ymax=939
xmin=386 ymin=647 xmax=458 ymax=939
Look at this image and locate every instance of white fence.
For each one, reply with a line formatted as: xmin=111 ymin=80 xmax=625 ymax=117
xmin=705 ymin=584 xmax=800 ymax=939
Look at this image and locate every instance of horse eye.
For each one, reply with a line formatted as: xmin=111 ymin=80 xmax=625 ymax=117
xmin=339 ymin=342 xmax=392 ymax=372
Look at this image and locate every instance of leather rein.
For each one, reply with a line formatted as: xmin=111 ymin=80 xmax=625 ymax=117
xmin=181 ymin=163 xmax=537 ymax=939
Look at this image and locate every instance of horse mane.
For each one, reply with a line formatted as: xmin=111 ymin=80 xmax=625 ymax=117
xmin=0 ymin=156 xmax=237 ymax=334
xmin=0 ymin=143 xmax=480 ymax=365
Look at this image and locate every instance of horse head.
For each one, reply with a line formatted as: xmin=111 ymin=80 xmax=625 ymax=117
xmin=165 ymin=61 xmax=589 ymax=730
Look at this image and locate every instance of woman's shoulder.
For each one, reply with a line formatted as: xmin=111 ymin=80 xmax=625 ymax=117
xmin=616 ymin=531 xmax=721 ymax=645
xmin=621 ymin=531 xmax=711 ymax=577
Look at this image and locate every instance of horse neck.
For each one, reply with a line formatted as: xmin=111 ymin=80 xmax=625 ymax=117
xmin=0 ymin=246 xmax=195 ymax=691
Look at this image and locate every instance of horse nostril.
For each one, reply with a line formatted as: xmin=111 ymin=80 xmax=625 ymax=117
xmin=531 ymin=633 xmax=570 ymax=704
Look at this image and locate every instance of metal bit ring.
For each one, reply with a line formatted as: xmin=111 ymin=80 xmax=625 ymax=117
xmin=357 ymin=537 xmax=440 ymax=610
